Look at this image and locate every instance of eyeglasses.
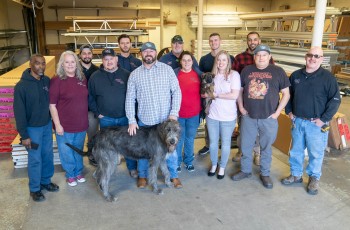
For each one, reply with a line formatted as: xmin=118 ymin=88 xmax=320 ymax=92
xmin=305 ymin=53 xmax=323 ymax=59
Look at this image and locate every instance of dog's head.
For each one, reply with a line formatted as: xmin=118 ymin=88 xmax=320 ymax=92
xmin=200 ymin=72 xmax=215 ymax=94
xmin=158 ymin=119 xmax=181 ymax=153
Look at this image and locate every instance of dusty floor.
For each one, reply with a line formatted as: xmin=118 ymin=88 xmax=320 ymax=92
xmin=0 ymin=97 xmax=349 ymax=230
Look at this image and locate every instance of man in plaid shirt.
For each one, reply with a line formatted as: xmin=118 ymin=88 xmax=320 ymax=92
xmin=125 ymin=42 xmax=183 ymax=189
xmin=232 ymin=32 xmax=274 ymax=166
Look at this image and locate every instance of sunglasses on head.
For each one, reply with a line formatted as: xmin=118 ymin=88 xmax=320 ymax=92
xmin=306 ymin=53 xmax=323 ymax=59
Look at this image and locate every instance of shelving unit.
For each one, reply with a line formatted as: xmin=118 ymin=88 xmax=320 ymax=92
xmin=0 ymin=30 xmax=29 ymax=74
xmin=233 ymin=7 xmax=342 ymax=74
xmin=61 ymin=17 xmax=150 ymax=50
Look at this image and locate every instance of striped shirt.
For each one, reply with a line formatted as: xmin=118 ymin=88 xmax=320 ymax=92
xmin=125 ymin=61 xmax=182 ymax=125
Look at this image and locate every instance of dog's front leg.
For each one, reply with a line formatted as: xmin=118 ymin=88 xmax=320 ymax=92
xmin=148 ymin=158 xmax=163 ymax=195
xmin=159 ymin=155 xmax=172 ymax=188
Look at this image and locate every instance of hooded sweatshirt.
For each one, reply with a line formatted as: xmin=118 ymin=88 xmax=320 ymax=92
xmin=13 ymin=68 xmax=51 ymax=139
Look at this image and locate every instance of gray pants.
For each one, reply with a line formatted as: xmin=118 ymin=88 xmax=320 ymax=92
xmin=237 ymin=116 xmax=260 ymax=154
xmin=240 ymin=115 xmax=278 ymax=176
xmin=87 ymin=111 xmax=99 ymax=148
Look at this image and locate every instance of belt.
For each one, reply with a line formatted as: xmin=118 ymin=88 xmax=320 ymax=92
xmin=298 ymin=117 xmax=316 ymax=121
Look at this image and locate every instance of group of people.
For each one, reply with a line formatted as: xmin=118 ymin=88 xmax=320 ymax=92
xmin=13 ymin=31 xmax=340 ymax=202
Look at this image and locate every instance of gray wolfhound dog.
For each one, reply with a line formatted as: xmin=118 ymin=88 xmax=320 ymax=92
xmin=201 ymin=72 xmax=215 ymax=114
xmin=66 ymin=119 xmax=181 ymax=202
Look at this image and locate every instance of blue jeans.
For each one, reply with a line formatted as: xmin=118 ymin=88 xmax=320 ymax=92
xmin=137 ymin=120 xmax=179 ymax=179
xmin=99 ymin=116 xmax=136 ymax=171
xmin=206 ymin=117 xmax=236 ymax=168
xmin=176 ymin=115 xmax=200 ymax=167
xmin=289 ymin=118 xmax=328 ymax=180
xmin=240 ymin=115 xmax=278 ymax=176
xmin=56 ymin=131 xmax=86 ymax=179
xmin=27 ymin=122 xmax=54 ymax=192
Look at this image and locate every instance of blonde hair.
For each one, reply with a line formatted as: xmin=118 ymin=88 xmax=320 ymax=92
xmin=56 ymin=51 xmax=85 ymax=81
xmin=211 ymin=50 xmax=232 ymax=80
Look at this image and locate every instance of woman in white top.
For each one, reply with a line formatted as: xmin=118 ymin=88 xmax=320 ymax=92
xmin=205 ymin=50 xmax=241 ymax=179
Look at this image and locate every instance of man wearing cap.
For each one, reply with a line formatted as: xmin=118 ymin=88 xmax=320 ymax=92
xmin=117 ymin=34 xmax=142 ymax=72
xmin=281 ymin=46 xmax=340 ymax=195
xmin=159 ymin=35 xmax=199 ymax=69
xmin=79 ymin=44 xmax=99 ymax=166
xmin=231 ymin=44 xmax=290 ymax=189
xmin=231 ymin=32 xmax=275 ymax=165
xmin=125 ymin=42 xmax=183 ymax=189
xmin=197 ymin=32 xmax=235 ymax=156
xmin=88 ymin=48 xmax=138 ymax=178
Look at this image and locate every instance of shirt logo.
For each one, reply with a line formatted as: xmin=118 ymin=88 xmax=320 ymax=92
xmin=115 ymin=79 xmax=125 ymax=84
xmin=77 ymin=82 xmax=86 ymax=87
xmin=294 ymin=79 xmax=300 ymax=84
xmin=43 ymin=86 xmax=49 ymax=92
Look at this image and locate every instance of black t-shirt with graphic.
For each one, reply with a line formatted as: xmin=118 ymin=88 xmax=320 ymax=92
xmin=241 ymin=64 xmax=290 ymax=119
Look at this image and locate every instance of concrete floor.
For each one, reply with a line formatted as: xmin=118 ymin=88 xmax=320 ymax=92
xmin=1 ymin=97 xmax=350 ymax=230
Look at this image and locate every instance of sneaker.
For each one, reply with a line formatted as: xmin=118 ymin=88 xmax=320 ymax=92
xmin=198 ymin=146 xmax=209 ymax=156
xmin=307 ymin=176 xmax=319 ymax=195
xmin=129 ymin=170 xmax=138 ymax=178
xmin=30 ymin=191 xmax=45 ymax=202
xmin=281 ymin=175 xmax=303 ymax=185
xmin=76 ymin=175 xmax=86 ymax=183
xmin=88 ymin=156 xmax=98 ymax=167
xmin=67 ymin=178 xmax=77 ymax=187
xmin=231 ymin=171 xmax=252 ymax=181
xmin=176 ymin=166 xmax=181 ymax=172
xmin=185 ymin=165 xmax=195 ymax=172
xmin=260 ymin=175 xmax=273 ymax=189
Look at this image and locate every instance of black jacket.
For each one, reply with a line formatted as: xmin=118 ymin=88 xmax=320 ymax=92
xmin=88 ymin=66 xmax=130 ymax=118
xmin=285 ymin=67 xmax=341 ymax=122
xmin=13 ymin=68 xmax=51 ymax=139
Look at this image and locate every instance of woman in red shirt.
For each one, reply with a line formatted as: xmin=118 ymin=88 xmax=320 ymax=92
xmin=174 ymin=51 xmax=202 ymax=172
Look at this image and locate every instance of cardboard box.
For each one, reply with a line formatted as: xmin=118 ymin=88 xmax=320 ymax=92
xmin=328 ymin=112 xmax=350 ymax=150
xmin=273 ymin=113 xmax=292 ymax=155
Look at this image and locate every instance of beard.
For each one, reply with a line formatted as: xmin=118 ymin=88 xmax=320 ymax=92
xmin=81 ymin=58 xmax=92 ymax=64
xmin=142 ymin=55 xmax=156 ymax=64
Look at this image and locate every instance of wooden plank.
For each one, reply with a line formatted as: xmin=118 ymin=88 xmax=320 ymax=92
xmin=74 ymin=48 xmax=140 ymax=55
xmin=49 ymin=6 xmax=160 ymax=10
xmin=0 ymin=56 xmax=56 ymax=86
xmin=35 ymin=9 xmax=47 ymax=55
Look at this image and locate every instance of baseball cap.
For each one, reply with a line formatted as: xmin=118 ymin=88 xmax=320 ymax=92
xmin=254 ymin=44 xmax=271 ymax=55
xmin=79 ymin=44 xmax=93 ymax=54
xmin=102 ymin=48 xmax=116 ymax=57
xmin=140 ymin=42 xmax=157 ymax=52
xmin=171 ymin=35 xmax=183 ymax=44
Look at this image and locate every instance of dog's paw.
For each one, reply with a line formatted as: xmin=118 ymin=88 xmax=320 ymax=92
xmin=105 ymin=195 xmax=118 ymax=202
xmin=153 ymin=188 xmax=164 ymax=195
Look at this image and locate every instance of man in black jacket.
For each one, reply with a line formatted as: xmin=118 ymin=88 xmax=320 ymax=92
xmin=88 ymin=48 xmax=138 ymax=178
xmin=281 ymin=47 xmax=341 ymax=195
xmin=13 ymin=54 xmax=59 ymax=202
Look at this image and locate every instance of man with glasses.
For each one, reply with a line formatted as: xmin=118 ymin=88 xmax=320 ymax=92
xmin=281 ymin=46 xmax=340 ymax=195
xmin=232 ymin=44 xmax=290 ymax=189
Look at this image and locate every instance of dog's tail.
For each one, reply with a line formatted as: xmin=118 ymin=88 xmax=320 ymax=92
xmin=65 ymin=143 xmax=90 ymax=156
